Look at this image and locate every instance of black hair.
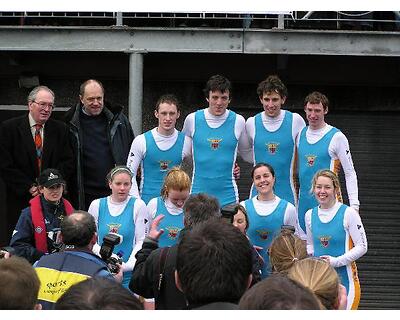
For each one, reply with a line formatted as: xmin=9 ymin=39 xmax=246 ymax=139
xmin=203 ymin=74 xmax=232 ymax=98
xmin=182 ymin=193 xmax=221 ymax=229
xmin=55 ymin=277 xmax=143 ymax=310
xmin=176 ymin=219 xmax=252 ymax=305
xmin=251 ymin=162 xmax=276 ymax=180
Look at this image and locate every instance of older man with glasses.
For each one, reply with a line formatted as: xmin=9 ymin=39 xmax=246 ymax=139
xmin=0 ymin=86 xmax=74 ymax=246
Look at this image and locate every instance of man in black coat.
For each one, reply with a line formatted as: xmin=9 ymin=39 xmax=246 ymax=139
xmin=64 ymin=79 xmax=134 ymax=210
xmin=0 ymin=86 xmax=74 ymax=245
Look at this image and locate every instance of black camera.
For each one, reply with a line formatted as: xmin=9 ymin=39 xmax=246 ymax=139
xmin=0 ymin=246 xmax=15 ymax=259
xmin=220 ymin=204 xmax=237 ymax=224
xmin=100 ymin=233 xmax=123 ymax=274
xmin=48 ymin=228 xmax=64 ymax=253
xmin=281 ymin=225 xmax=295 ymax=233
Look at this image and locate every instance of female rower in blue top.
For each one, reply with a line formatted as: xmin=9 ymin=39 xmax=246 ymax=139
xmin=240 ymin=163 xmax=299 ymax=278
xmin=146 ymin=167 xmax=191 ymax=247
xmin=88 ymin=166 xmax=149 ymax=288
xmin=305 ymin=169 xmax=367 ymax=310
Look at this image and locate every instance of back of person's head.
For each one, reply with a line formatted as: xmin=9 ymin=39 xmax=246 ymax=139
xmin=239 ymin=273 xmax=322 ymax=310
xmin=55 ymin=277 xmax=142 ymax=310
xmin=0 ymin=256 xmax=41 ymax=310
xmin=269 ymin=228 xmax=308 ymax=273
xmin=61 ymin=211 xmax=96 ymax=247
xmin=183 ymin=193 xmax=221 ymax=228
xmin=176 ymin=219 xmax=252 ymax=306
xmin=288 ymin=257 xmax=340 ymax=309
xmin=257 ymin=75 xmax=288 ymax=99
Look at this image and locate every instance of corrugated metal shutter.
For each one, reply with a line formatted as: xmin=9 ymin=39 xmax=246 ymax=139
xmin=237 ymin=110 xmax=400 ymax=309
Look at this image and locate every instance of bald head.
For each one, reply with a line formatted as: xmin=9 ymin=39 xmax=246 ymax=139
xmin=61 ymin=211 xmax=96 ymax=247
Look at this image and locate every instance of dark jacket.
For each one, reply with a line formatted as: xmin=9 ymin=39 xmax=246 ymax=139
xmin=64 ymin=102 xmax=134 ymax=209
xmin=0 ymin=114 xmax=74 ymax=240
xmin=129 ymin=237 xmax=186 ymax=310
xmin=35 ymin=250 xmax=113 ymax=309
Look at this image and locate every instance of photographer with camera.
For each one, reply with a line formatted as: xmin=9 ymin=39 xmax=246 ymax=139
xmin=34 ymin=211 xmax=122 ymax=309
xmin=9 ymin=168 xmax=74 ymax=264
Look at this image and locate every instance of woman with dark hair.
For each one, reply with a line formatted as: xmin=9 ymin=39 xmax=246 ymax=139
xmin=231 ymin=203 xmax=263 ymax=285
xmin=240 ymin=163 xmax=299 ymax=278
xmin=9 ymin=168 xmax=74 ymax=264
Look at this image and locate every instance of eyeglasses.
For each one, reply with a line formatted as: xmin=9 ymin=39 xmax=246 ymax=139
xmin=33 ymin=101 xmax=54 ymax=109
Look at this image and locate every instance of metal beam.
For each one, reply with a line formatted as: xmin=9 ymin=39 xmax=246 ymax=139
xmin=129 ymin=52 xmax=143 ymax=136
xmin=0 ymin=27 xmax=400 ymax=57
xmin=243 ymin=30 xmax=400 ymax=57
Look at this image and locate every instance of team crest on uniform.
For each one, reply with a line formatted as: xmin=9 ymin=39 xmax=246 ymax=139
xmin=319 ymin=236 xmax=331 ymax=248
xmin=256 ymin=229 xmax=270 ymax=241
xmin=107 ymin=223 xmax=122 ymax=234
xmin=159 ymin=160 xmax=171 ymax=172
xmin=266 ymin=142 xmax=279 ymax=155
xmin=35 ymin=226 xmax=43 ymax=234
xmin=208 ymin=138 xmax=222 ymax=150
xmin=166 ymin=227 xmax=181 ymax=240
xmin=306 ymin=155 xmax=317 ymax=166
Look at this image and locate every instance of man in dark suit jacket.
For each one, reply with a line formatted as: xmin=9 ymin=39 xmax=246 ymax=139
xmin=0 ymin=86 xmax=74 ymax=245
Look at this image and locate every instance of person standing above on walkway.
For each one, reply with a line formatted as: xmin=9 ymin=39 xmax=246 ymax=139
xmin=182 ymin=74 xmax=249 ymax=207
xmin=9 ymin=168 xmax=74 ymax=264
xmin=245 ymin=75 xmax=305 ymax=205
xmin=297 ymin=91 xmax=359 ymax=239
xmin=126 ymin=94 xmax=192 ymax=204
xmin=305 ymin=169 xmax=367 ymax=310
xmin=146 ymin=167 xmax=191 ymax=247
xmin=65 ymin=79 xmax=134 ymax=210
xmin=88 ymin=166 xmax=148 ymax=288
xmin=0 ymin=86 xmax=73 ymax=244
xmin=240 ymin=163 xmax=299 ymax=279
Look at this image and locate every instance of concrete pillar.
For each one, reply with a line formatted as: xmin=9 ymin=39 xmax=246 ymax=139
xmin=129 ymin=52 xmax=143 ymax=136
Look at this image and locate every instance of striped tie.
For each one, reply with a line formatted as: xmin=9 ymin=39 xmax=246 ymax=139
xmin=34 ymin=124 xmax=43 ymax=173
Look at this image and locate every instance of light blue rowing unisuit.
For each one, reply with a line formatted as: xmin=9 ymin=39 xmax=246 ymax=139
xmin=154 ymin=197 xmax=184 ymax=247
xmin=251 ymin=111 xmax=295 ymax=204
xmin=98 ymin=197 xmax=136 ymax=288
xmin=245 ymin=198 xmax=288 ymax=278
xmin=192 ymin=110 xmax=238 ymax=206
xmin=141 ymin=130 xmax=185 ymax=204
xmin=311 ymin=204 xmax=351 ymax=294
xmin=298 ymin=126 xmax=339 ymax=234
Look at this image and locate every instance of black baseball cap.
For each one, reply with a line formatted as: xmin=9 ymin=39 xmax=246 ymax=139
xmin=37 ymin=168 xmax=66 ymax=188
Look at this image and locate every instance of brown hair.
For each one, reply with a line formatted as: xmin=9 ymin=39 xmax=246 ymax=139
xmin=269 ymin=229 xmax=308 ymax=274
xmin=304 ymin=91 xmax=329 ymax=110
xmin=155 ymin=94 xmax=180 ymax=112
xmin=288 ymin=257 xmax=340 ymax=310
xmin=0 ymin=256 xmax=40 ymax=309
xmin=257 ymin=75 xmax=288 ymax=99
xmin=160 ymin=167 xmax=191 ymax=199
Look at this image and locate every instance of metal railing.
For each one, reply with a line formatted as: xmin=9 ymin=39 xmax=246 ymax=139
xmin=0 ymin=11 xmax=399 ymax=31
